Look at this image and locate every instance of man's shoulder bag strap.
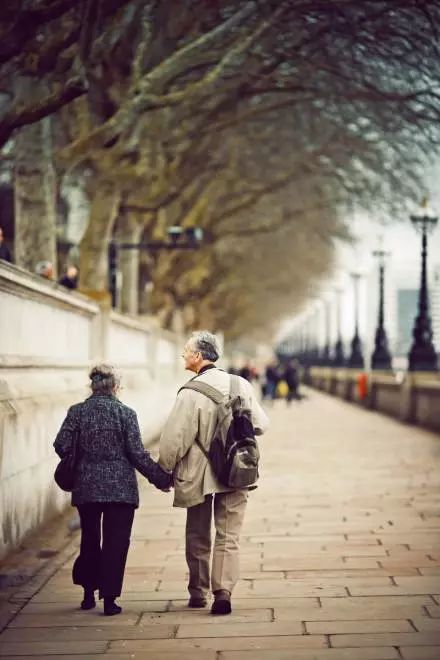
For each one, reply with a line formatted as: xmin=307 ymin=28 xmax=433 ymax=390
xmin=178 ymin=380 xmax=225 ymax=405
xmin=229 ymin=374 xmax=242 ymax=399
xmin=178 ymin=380 xmax=227 ymax=460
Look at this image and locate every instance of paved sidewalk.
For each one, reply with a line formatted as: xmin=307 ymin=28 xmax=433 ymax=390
xmin=1 ymin=389 xmax=440 ymax=659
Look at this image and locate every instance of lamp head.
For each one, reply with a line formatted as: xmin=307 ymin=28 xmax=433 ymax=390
xmin=167 ymin=226 xmax=204 ymax=245
xmin=167 ymin=226 xmax=183 ymax=243
xmin=410 ymin=197 xmax=438 ymax=234
xmin=372 ymin=249 xmax=391 ymax=263
xmin=185 ymin=227 xmax=204 ymax=243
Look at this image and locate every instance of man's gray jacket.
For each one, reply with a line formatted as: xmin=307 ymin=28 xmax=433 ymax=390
xmin=159 ymin=367 xmax=269 ymax=508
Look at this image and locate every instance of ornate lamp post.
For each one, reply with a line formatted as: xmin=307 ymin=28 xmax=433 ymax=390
xmin=301 ymin=318 xmax=308 ymax=362
xmin=347 ymin=272 xmax=364 ymax=368
xmin=320 ymin=295 xmax=332 ymax=366
xmin=305 ymin=310 xmax=314 ymax=366
xmin=408 ymin=199 xmax=438 ymax=371
xmin=371 ymin=249 xmax=392 ymax=370
xmin=311 ymin=304 xmax=321 ymax=366
xmin=333 ymin=287 xmax=345 ymax=367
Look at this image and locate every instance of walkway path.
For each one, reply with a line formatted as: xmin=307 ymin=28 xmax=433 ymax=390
xmin=1 ymin=389 xmax=440 ymax=659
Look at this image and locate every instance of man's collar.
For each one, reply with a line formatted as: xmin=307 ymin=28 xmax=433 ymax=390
xmin=196 ymin=363 xmax=217 ymax=376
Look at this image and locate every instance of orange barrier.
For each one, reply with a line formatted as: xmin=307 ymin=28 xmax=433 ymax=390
xmin=357 ymin=372 xmax=368 ymax=400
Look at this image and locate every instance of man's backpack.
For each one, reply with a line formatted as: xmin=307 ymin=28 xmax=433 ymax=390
xmin=179 ymin=375 xmax=260 ymax=489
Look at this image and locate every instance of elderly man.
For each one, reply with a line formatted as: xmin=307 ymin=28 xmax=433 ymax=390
xmin=159 ymin=330 xmax=269 ymax=615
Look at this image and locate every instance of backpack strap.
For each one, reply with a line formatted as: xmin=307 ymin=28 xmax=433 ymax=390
xmin=178 ymin=380 xmax=226 ymax=405
xmin=229 ymin=374 xmax=240 ymax=398
xmin=178 ymin=380 xmax=228 ymax=461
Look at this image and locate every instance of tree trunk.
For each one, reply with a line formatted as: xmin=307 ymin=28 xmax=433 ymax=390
xmin=118 ymin=213 xmax=144 ymax=315
xmin=14 ymin=79 xmax=57 ymax=275
xmin=78 ymin=181 xmax=121 ymax=301
xmin=61 ymin=172 xmax=89 ymax=245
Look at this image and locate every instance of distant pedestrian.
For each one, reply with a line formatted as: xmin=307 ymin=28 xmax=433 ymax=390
xmin=59 ymin=265 xmax=78 ymax=290
xmin=0 ymin=227 xmax=12 ymax=263
xmin=284 ymin=359 xmax=301 ymax=403
xmin=53 ymin=364 xmax=172 ymax=616
xmin=264 ymin=362 xmax=279 ymax=401
xmin=239 ymin=363 xmax=253 ymax=382
xmin=35 ymin=260 xmax=54 ymax=280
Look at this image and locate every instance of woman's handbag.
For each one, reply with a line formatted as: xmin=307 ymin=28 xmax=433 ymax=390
xmin=54 ymin=429 xmax=80 ymax=492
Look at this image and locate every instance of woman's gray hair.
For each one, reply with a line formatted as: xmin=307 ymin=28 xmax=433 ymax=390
xmin=189 ymin=331 xmax=221 ymax=362
xmin=89 ymin=364 xmax=120 ymax=395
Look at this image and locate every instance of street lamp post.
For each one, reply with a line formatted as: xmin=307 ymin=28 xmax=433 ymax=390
xmin=371 ymin=249 xmax=392 ymax=370
xmin=311 ymin=305 xmax=320 ymax=366
xmin=333 ymin=287 xmax=345 ymax=367
xmin=408 ymin=199 xmax=438 ymax=372
xmin=321 ymin=296 xmax=332 ymax=366
xmin=301 ymin=320 xmax=307 ymax=362
xmin=347 ymin=273 xmax=364 ymax=368
xmin=108 ymin=226 xmax=204 ymax=309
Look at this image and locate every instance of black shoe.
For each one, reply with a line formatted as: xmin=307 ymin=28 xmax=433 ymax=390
xmin=80 ymin=589 xmax=96 ymax=610
xmin=80 ymin=597 xmax=96 ymax=610
xmin=103 ymin=598 xmax=122 ymax=616
xmin=211 ymin=590 xmax=231 ymax=615
xmin=188 ymin=596 xmax=207 ymax=608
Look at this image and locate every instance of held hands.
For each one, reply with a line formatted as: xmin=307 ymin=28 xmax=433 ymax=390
xmin=161 ymin=472 xmax=174 ymax=493
xmin=155 ymin=463 xmax=173 ymax=493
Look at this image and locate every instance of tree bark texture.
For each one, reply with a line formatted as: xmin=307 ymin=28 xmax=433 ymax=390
xmin=118 ymin=214 xmax=144 ymax=315
xmin=13 ymin=79 xmax=58 ymax=275
xmin=79 ymin=181 xmax=120 ymax=297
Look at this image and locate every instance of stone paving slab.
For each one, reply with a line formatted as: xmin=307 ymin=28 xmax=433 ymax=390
xmin=1 ymin=389 xmax=440 ymax=658
xmin=168 ymin=596 xmax=321 ymax=612
xmin=140 ymin=608 xmax=272 ymax=625
xmin=108 ymin=634 xmax=327 ymax=652
xmin=0 ymin=655 xmax=216 ymax=660
xmin=218 ymin=650 xmax=401 ymax=660
xmin=330 ymin=632 xmax=440 ymax=647
xmin=0 ymin=625 xmax=177 ymax=642
xmin=305 ymin=619 xmax=415 ymax=634
xmin=0 ymin=641 xmax=108 ymax=656
xmin=399 ymin=649 xmax=440 ymax=659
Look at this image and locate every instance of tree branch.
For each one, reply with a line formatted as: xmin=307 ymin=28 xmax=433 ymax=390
xmin=0 ymin=0 xmax=78 ymax=65
xmin=0 ymin=77 xmax=87 ymax=146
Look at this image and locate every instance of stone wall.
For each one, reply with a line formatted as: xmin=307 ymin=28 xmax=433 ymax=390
xmin=309 ymin=366 xmax=440 ymax=434
xmin=0 ymin=262 xmax=184 ymax=559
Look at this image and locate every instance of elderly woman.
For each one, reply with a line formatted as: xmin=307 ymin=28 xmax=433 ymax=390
xmin=54 ymin=364 xmax=171 ymax=616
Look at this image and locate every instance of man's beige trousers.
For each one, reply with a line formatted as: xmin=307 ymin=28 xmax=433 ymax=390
xmin=185 ymin=489 xmax=248 ymax=597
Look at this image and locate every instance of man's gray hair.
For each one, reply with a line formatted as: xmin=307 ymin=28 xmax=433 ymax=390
xmin=189 ymin=330 xmax=221 ymax=362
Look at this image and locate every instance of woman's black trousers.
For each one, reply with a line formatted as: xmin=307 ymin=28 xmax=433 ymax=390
xmin=73 ymin=502 xmax=135 ymax=599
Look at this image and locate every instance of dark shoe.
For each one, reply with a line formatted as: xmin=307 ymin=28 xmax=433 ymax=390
xmin=188 ymin=596 xmax=207 ymax=608
xmin=211 ymin=590 xmax=231 ymax=615
xmin=80 ymin=589 xmax=96 ymax=610
xmin=80 ymin=597 xmax=96 ymax=610
xmin=103 ymin=598 xmax=122 ymax=616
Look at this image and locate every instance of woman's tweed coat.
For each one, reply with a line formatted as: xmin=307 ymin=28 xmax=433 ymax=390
xmin=54 ymin=394 xmax=171 ymax=507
